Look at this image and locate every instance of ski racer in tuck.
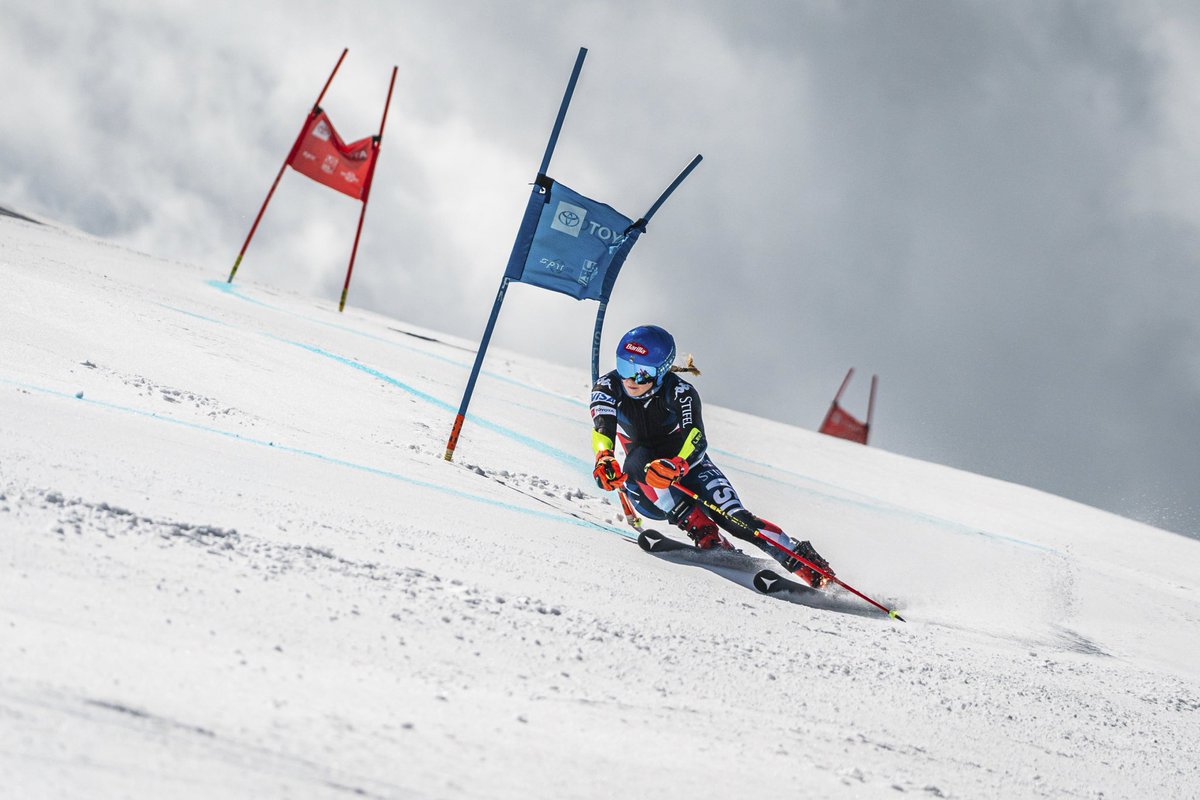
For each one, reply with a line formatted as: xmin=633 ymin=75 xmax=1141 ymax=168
xmin=590 ymin=324 xmax=834 ymax=587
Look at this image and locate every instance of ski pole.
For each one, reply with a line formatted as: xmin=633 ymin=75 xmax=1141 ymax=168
xmin=616 ymin=488 xmax=643 ymax=529
xmin=670 ymin=483 xmax=905 ymax=622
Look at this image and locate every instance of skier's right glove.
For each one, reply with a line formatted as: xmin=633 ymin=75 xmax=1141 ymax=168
xmin=593 ymin=450 xmax=626 ymax=491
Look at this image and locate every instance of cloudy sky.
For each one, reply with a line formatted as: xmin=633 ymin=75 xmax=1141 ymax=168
xmin=3 ymin=0 xmax=1198 ymax=538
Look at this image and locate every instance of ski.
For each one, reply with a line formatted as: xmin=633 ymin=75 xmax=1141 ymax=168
xmin=639 ymin=530 xmax=828 ymax=597
xmin=638 ymin=530 xmax=812 ymax=592
xmin=637 ymin=528 xmax=698 ymax=553
xmin=637 ymin=528 xmax=737 ymax=555
xmin=752 ymin=568 xmax=816 ymax=596
xmin=637 ymin=527 xmax=905 ymax=619
xmin=666 ymin=484 xmax=906 ymax=622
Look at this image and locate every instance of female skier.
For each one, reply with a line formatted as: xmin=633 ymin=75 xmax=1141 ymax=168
xmin=589 ymin=324 xmax=834 ymax=587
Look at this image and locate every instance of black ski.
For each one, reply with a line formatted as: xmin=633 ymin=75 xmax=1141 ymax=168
xmin=636 ymin=530 xmax=903 ymax=618
xmin=637 ymin=529 xmax=697 ymax=553
xmin=636 ymin=528 xmax=743 ymax=555
xmin=752 ymin=569 xmax=817 ymax=595
xmin=638 ymin=530 xmax=821 ymax=598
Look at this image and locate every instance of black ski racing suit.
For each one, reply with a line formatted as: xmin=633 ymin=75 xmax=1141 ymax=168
xmin=589 ymin=369 xmax=761 ymax=541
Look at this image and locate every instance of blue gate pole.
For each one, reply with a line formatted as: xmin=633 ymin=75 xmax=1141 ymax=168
xmin=445 ymin=278 xmax=511 ymax=460
xmin=539 ymin=47 xmax=587 ymax=176
xmin=591 ymin=299 xmax=609 ymax=384
xmin=589 ymin=154 xmax=703 ymax=385
xmin=443 ymin=48 xmax=588 ymax=462
xmin=641 ymin=154 xmax=703 ymax=225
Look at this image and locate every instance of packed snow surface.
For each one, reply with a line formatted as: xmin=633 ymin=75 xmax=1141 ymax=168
xmin=2 ymin=216 xmax=1198 ymax=798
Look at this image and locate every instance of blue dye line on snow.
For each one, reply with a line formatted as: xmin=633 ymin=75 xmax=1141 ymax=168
xmin=207 ymin=279 xmax=587 ymax=410
xmin=288 ymin=343 xmax=591 ymax=475
xmin=1 ymin=376 xmax=629 ymax=539
xmin=166 ymin=300 xmax=580 ymax=425
xmin=159 ymin=302 xmax=589 ymax=474
xmin=160 ymin=304 xmax=237 ymax=327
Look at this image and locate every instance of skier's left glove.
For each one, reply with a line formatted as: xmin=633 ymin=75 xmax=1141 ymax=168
xmin=646 ymin=456 xmax=689 ymax=489
xmin=593 ymin=450 xmax=627 ymax=491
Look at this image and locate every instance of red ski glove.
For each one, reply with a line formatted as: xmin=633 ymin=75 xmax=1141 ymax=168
xmin=593 ymin=450 xmax=626 ymax=491
xmin=645 ymin=456 xmax=689 ymax=489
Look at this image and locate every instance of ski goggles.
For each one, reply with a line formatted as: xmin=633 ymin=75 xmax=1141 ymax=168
xmin=617 ymin=359 xmax=658 ymax=385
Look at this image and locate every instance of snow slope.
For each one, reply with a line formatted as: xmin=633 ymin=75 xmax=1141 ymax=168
xmin=2 ymin=216 xmax=1198 ymax=799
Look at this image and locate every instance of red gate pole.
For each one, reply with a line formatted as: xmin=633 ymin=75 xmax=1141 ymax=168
xmin=833 ymin=367 xmax=853 ymax=404
xmin=865 ymin=374 xmax=878 ymax=444
xmin=339 ymin=65 xmax=397 ymax=312
xmin=820 ymin=367 xmax=854 ymax=434
xmin=228 ymin=48 xmax=349 ymax=283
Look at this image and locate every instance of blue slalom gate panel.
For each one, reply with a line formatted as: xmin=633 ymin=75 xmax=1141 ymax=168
xmin=505 ymin=179 xmax=642 ymax=303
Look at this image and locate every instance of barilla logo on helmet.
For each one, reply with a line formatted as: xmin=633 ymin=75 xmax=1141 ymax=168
xmin=623 ymin=341 xmax=649 ymax=356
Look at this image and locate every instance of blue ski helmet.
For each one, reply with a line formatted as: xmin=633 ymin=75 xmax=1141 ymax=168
xmin=616 ymin=325 xmax=676 ymax=386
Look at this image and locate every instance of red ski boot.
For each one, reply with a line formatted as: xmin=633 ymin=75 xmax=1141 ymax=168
xmin=677 ymin=505 xmax=732 ymax=550
xmin=783 ymin=540 xmax=833 ymax=588
xmin=756 ymin=519 xmax=833 ymax=588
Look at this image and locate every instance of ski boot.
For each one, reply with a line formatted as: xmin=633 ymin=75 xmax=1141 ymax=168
xmin=780 ymin=540 xmax=833 ymax=588
xmin=753 ymin=519 xmax=833 ymax=587
xmin=676 ymin=505 xmax=732 ymax=550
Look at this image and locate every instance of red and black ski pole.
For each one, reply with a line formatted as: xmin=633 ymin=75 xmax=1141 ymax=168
xmin=670 ymin=483 xmax=905 ymax=622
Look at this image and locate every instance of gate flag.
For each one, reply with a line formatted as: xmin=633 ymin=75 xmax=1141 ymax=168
xmin=820 ymin=404 xmax=870 ymax=444
xmin=226 ymin=48 xmax=397 ymax=313
xmin=288 ymin=111 xmax=377 ymax=200
xmin=504 ymin=178 xmax=642 ymax=302
xmin=818 ymin=368 xmax=877 ymax=445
